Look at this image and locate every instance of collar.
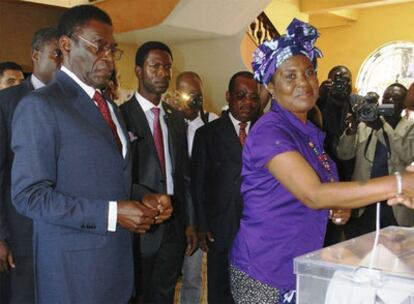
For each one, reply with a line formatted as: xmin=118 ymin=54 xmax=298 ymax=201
xmin=135 ymin=91 xmax=163 ymax=113
xmin=271 ymin=100 xmax=323 ymax=141
xmin=61 ymin=66 xmax=96 ymax=99
xmin=30 ymin=74 xmax=45 ymax=90
xmin=228 ymin=111 xmax=250 ymax=128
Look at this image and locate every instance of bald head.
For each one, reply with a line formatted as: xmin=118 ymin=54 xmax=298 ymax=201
xmin=176 ymin=71 xmax=204 ymax=120
xmin=328 ymin=65 xmax=352 ymax=81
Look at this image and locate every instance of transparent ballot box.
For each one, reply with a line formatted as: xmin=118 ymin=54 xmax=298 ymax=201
xmin=294 ymin=226 xmax=414 ymax=304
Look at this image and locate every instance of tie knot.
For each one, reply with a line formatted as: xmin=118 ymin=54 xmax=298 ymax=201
xmin=93 ymin=91 xmax=106 ymax=105
xmin=151 ymin=107 xmax=161 ymax=117
xmin=239 ymin=122 xmax=247 ymax=129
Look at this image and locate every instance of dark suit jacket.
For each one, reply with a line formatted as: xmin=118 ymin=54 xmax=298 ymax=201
xmin=0 ymin=78 xmax=34 ymax=256
xmin=11 ymin=71 xmax=134 ymax=303
xmin=191 ymin=111 xmax=244 ymax=251
xmin=120 ymin=96 xmax=193 ymax=256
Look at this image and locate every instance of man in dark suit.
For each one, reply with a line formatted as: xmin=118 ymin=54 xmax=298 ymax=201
xmin=192 ymin=71 xmax=260 ymax=303
xmin=0 ymin=27 xmax=61 ymax=304
xmin=120 ymin=41 xmax=196 ymax=304
xmin=10 ymin=6 xmax=170 ymax=303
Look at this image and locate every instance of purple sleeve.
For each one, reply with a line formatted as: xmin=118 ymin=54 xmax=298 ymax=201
xmin=246 ymin=120 xmax=298 ymax=169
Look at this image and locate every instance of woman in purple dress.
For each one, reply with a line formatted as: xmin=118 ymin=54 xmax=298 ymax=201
xmin=229 ymin=18 xmax=414 ymax=304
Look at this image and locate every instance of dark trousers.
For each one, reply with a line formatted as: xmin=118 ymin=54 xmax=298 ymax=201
xmin=207 ymin=243 xmax=234 ymax=304
xmin=139 ymin=222 xmax=186 ymax=304
xmin=0 ymin=255 xmax=34 ymax=304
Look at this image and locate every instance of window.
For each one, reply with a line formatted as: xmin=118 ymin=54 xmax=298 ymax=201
xmin=356 ymin=41 xmax=414 ymax=101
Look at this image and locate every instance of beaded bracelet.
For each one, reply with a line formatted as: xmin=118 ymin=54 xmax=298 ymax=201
xmin=395 ymin=171 xmax=402 ymax=196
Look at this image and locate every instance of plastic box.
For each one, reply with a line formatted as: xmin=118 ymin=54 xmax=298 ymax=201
xmin=294 ymin=226 xmax=414 ymax=304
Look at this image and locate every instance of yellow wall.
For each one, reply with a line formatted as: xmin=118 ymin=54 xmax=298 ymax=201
xmin=314 ymin=2 xmax=414 ymax=86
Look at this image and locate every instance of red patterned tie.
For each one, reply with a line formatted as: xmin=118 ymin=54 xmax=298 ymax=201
xmin=239 ymin=122 xmax=247 ymax=145
xmin=151 ymin=107 xmax=166 ymax=175
xmin=92 ymin=91 xmax=122 ymax=151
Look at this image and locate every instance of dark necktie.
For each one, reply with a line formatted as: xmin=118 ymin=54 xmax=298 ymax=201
xmin=92 ymin=91 xmax=122 ymax=151
xmin=151 ymin=107 xmax=166 ymax=175
xmin=239 ymin=122 xmax=247 ymax=145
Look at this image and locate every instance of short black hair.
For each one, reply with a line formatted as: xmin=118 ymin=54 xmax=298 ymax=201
xmin=57 ymin=5 xmax=112 ymax=38
xmin=0 ymin=61 xmax=23 ymax=77
xmin=328 ymin=65 xmax=352 ymax=80
xmin=31 ymin=27 xmax=59 ymax=51
xmin=386 ymin=82 xmax=407 ymax=93
xmin=228 ymin=71 xmax=254 ymax=92
xmin=135 ymin=41 xmax=173 ymax=67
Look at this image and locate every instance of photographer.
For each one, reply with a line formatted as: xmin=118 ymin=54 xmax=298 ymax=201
xmin=337 ymin=83 xmax=414 ymax=238
xmin=318 ymin=66 xmax=363 ymax=245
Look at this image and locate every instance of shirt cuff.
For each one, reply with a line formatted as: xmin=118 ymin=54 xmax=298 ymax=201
xmin=107 ymin=201 xmax=118 ymax=232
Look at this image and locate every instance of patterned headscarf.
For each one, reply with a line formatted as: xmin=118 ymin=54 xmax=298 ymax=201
xmin=252 ymin=18 xmax=322 ymax=85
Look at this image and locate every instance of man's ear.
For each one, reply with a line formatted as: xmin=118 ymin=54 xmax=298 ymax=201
xmin=135 ymin=65 xmax=142 ymax=79
xmin=225 ymin=91 xmax=230 ymax=103
xmin=31 ymin=49 xmax=40 ymax=63
xmin=59 ymin=35 xmax=71 ymax=56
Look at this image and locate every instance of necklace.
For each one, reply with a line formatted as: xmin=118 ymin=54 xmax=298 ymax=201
xmin=308 ymin=141 xmax=335 ymax=182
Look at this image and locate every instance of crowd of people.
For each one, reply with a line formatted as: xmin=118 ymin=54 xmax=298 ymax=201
xmin=0 ymin=5 xmax=413 ymax=304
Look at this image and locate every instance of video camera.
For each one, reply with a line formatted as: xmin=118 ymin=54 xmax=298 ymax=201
xmin=354 ymin=96 xmax=395 ymax=123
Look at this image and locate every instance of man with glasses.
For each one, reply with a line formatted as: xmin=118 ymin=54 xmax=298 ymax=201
xmin=0 ymin=27 xmax=61 ymax=304
xmin=10 ymin=6 xmax=170 ymax=303
xmin=191 ymin=71 xmax=260 ymax=303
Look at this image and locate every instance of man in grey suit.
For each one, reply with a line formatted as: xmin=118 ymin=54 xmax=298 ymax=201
xmin=0 ymin=27 xmax=61 ymax=304
xmin=120 ymin=41 xmax=196 ymax=304
xmin=10 ymin=6 xmax=170 ymax=303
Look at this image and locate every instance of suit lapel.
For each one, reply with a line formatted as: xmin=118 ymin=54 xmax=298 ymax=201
xmin=57 ymin=72 xmax=122 ymax=156
xmin=218 ymin=112 xmax=242 ymax=156
xmin=162 ymin=103 xmax=176 ymax=174
xmin=127 ymin=97 xmax=163 ymax=173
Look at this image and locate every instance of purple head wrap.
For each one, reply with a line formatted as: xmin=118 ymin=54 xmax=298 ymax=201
xmin=252 ymin=18 xmax=323 ymax=85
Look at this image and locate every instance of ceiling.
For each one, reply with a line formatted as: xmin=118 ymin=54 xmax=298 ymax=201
xmin=19 ymin=0 xmax=414 ymax=43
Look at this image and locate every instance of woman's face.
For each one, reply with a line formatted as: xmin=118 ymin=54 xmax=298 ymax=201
xmin=268 ymin=55 xmax=319 ymax=121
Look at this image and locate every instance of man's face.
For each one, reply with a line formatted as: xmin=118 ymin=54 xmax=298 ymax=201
xmin=382 ymin=85 xmax=406 ymax=117
xmin=0 ymin=69 xmax=24 ymax=90
xmin=176 ymin=76 xmax=203 ymax=120
xmin=34 ymin=38 xmax=62 ymax=84
xmin=64 ymin=20 xmax=115 ymax=89
xmin=136 ymin=49 xmax=172 ymax=98
xmin=226 ymin=76 xmax=260 ymax=123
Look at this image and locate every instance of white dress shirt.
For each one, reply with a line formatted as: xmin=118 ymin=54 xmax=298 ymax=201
xmin=186 ymin=112 xmax=218 ymax=157
xmin=135 ymin=91 xmax=174 ymax=195
xmin=228 ymin=111 xmax=251 ymax=136
xmin=61 ymin=66 xmax=126 ymax=232
xmin=30 ymin=74 xmax=45 ymax=90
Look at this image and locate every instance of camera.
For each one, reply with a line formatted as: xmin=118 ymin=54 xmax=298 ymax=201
xmin=188 ymin=94 xmax=203 ymax=109
xmin=355 ymin=97 xmax=395 ymax=123
xmin=331 ymin=74 xmax=351 ymax=98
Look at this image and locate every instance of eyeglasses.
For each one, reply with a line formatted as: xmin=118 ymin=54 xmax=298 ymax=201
xmin=74 ymin=34 xmax=123 ymax=61
xmin=231 ymin=91 xmax=260 ymax=102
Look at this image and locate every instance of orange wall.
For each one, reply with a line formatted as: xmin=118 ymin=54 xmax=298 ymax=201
xmin=0 ymin=1 xmax=65 ymax=72
xmin=314 ymin=2 xmax=414 ymax=86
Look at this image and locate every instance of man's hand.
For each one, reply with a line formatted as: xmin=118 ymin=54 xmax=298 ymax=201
xmin=142 ymin=194 xmax=173 ymax=224
xmin=365 ymin=117 xmax=383 ymax=130
xmin=345 ymin=113 xmax=358 ymax=135
xmin=198 ymin=231 xmax=214 ymax=252
xmin=0 ymin=240 xmax=15 ymax=272
xmin=117 ymin=200 xmax=158 ymax=234
xmin=185 ymin=225 xmax=198 ymax=256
